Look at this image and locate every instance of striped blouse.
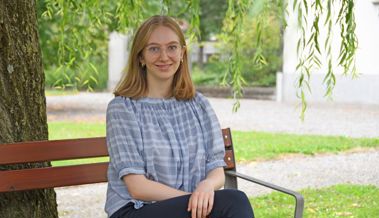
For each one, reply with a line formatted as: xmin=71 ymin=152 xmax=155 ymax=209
xmin=104 ymin=92 xmax=226 ymax=217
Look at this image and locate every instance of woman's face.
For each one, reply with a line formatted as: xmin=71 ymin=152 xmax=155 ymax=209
xmin=140 ymin=25 xmax=184 ymax=84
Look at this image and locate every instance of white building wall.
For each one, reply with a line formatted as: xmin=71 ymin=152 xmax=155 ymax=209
xmin=279 ymin=0 xmax=379 ymax=104
xmin=107 ymin=32 xmax=129 ymax=91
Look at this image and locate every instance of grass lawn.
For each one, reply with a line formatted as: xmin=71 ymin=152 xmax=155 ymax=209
xmin=48 ymin=121 xmax=379 ymax=163
xmin=45 ymin=89 xmax=80 ymax=96
xmin=48 ymin=122 xmax=105 ymax=140
xmin=232 ymin=131 xmax=379 ymax=162
xmin=251 ymin=184 xmax=379 ymax=218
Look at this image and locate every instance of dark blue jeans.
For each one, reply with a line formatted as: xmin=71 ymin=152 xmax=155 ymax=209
xmin=110 ymin=189 xmax=254 ymax=218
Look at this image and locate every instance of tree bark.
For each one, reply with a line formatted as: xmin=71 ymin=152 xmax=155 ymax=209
xmin=0 ymin=1 xmax=58 ymax=217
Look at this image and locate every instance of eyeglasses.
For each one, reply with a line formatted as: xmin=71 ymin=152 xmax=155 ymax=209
xmin=144 ymin=43 xmax=183 ymax=58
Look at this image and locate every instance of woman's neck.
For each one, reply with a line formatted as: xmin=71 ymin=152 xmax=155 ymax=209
xmin=146 ymin=79 xmax=173 ymax=99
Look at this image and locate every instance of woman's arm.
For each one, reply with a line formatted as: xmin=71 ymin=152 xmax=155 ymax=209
xmin=203 ymin=167 xmax=225 ymax=190
xmin=123 ymin=174 xmax=190 ymax=202
xmin=187 ymin=167 xmax=225 ymax=218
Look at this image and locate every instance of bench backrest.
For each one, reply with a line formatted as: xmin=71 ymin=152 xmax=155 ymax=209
xmin=0 ymin=128 xmax=236 ymax=192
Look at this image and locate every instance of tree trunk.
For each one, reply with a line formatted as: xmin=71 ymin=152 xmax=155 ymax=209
xmin=198 ymin=44 xmax=204 ymax=69
xmin=0 ymin=1 xmax=58 ymax=217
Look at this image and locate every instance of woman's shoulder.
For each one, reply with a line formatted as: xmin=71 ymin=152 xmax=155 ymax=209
xmin=107 ymin=96 xmax=134 ymax=111
xmin=193 ymin=91 xmax=211 ymax=107
xmin=108 ymin=95 xmax=125 ymax=105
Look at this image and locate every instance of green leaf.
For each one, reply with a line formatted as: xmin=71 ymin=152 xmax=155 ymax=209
xmin=90 ymin=76 xmax=99 ymax=84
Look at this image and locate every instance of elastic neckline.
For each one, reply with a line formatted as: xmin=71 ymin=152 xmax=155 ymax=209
xmin=136 ymin=96 xmax=177 ymax=104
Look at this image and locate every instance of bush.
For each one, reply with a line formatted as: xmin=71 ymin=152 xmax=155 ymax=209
xmin=191 ymin=60 xmax=227 ymax=86
xmin=45 ymin=61 xmax=108 ymax=91
xmin=224 ymin=14 xmax=282 ymax=87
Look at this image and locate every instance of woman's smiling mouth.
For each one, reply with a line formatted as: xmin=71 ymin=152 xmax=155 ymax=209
xmin=155 ymin=64 xmax=172 ymax=70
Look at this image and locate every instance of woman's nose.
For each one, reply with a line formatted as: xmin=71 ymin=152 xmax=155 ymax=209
xmin=159 ymin=49 xmax=169 ymax=60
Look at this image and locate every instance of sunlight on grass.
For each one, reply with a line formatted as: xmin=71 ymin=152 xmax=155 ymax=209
xmin=232 ymin=131 xmax=379 ymax=162
xmin=251 ymin=184 xmax=379 ymax=218
xmin=48 ymin=121 xmax=105 ymax=140
xmin=52 ymin=157 xmax=109 ymax=167
xmin=45 ymin=89 xmax=80 ymax=96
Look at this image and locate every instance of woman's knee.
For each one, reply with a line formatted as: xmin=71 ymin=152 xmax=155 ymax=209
xmin=213 ymin=189 xmax=254 ymax=217
xmin=217 ymin=189 xmax=249 ymax=202
xmin=215 ymin=189 xmax=252 ymax=208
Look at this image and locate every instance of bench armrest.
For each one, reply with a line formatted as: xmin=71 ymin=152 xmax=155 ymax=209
xmin=225 ymin=170 xmax=304 ymax=218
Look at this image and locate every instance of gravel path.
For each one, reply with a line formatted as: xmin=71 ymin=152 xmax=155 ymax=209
xmin=47 ymin=92 xmax=379 ymax=218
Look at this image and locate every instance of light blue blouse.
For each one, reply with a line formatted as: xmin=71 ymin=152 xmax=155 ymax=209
xmin=104 ymin=92 xmax=226 ymax=217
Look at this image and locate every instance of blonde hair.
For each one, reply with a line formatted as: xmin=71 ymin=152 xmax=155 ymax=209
xmin=114 ymin=15 xmax=195 ymax=100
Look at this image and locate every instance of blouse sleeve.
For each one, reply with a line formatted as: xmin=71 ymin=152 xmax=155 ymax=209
xmin=106 ymin=97 xmax=146 ymax=180
xmin=196 ymin=93 xmax=226 ymax=174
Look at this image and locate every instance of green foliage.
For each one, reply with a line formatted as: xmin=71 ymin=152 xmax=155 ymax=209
xmin=199 ymin=0 xmax=228 ymax=41
xmin=219 ymin=11 xmax=282 ymax=87
xmin=37 ymin=0 xmax=196 ymax=91
xmin=191 ymin=61 xmax=227 ymax=86
xmin=187 ymin=0 xmax=201 ymax=42
xmin=252 ymin=184 xmax=379 ymax=217
xmin=193 ymin=1 xmax=283 ymax=88
xmin=221 ymin=0 xmax=251 ymax=111
xmin=293 ymin=0 xmax=358 ymax=119
xmin=38 ymin=0 xmax=358 ymax=115
xmin=37 ymin=0 xmax=111 ymax=90
xmin=44 ymin=61 xmax=107 ymax=91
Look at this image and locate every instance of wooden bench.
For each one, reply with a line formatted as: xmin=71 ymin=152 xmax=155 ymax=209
xmin=0 ymin=128 xmax=304 ymax=217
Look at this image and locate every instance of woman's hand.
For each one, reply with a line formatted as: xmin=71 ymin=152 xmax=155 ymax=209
xmin=187 ymin=180 xmax=214 ymax=218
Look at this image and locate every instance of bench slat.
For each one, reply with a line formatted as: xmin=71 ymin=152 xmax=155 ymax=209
xmin=0 ymin=162 xmax=108 ymax=192
xmin=222 ymin=129 xmax=232 ymax=147
xmin=224 ymin=150 xmax=236 ymax=169
xmin=0 ymin=137 xmax=107 ymax=164
xmin=0 ymin=128 xmax=235 ymax=192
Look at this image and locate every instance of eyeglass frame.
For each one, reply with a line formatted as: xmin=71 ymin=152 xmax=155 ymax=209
xmin=143 ymin=42 xmax=185 ymax=59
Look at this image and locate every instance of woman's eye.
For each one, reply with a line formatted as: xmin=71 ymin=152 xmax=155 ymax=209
xmin=148 ymin=47 xmax=160 ymax=53
xmin=168 ymin=45 xmax=178 ymax=51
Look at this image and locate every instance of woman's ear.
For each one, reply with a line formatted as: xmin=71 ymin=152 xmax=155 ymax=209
xmin=139 ymin=56 xmax=145 ymax=66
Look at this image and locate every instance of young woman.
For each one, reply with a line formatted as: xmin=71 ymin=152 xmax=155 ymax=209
xmin=105 ymin=15 xmax=254 ymax=218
